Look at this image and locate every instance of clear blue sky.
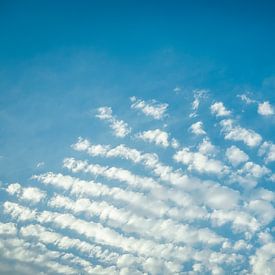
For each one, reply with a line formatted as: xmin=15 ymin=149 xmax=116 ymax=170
xmin=0 ymin=1 xmax=275 ymax=274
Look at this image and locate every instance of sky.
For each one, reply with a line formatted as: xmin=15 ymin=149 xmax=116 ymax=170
xmin=0 ymin=1 xmax=275 ymax=274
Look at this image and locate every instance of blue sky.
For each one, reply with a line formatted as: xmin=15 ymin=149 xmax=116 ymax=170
xmin=0 ymin=1 xmax=275 ymax=274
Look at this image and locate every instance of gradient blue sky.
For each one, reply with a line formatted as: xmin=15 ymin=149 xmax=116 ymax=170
xmin=0 ymin=1 xmax=275 ymax=274
xmin=1 ymin=0 xmax=275 ymax=182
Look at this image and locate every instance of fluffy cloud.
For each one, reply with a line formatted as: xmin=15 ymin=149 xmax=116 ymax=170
xmin=258 ymin=141 xmax=275 ymax=163
xmin=250 ymin=243 xmax=275 ymax=275
xmin=2 ymin=94 xmax=275 ymax=274
xmin=173 ymin=148 xmax=227 ymax=175
xmin=96 ymin=106 xmax=131 ymax=137
xmin=226 ymin=146 xmax=249 ymax=166
xmin=137 ymin=129 xmax=170 ymax=147
xmin=198 ymin=138 xmax=217 ymax=156
xmin=210 ymin=102 xmax=231 ymax=117
xmin=189 ymin=121 xmax=206 ymax=135
xmin=6 ymin=183 xmax=46 ymax=203
xmin=130 ymin=97 xmax=168 ymax=119
xmin=257 ymin=101 xmax=274 ymax=116
xmin=220 ymin=119 xmax=262 ymax=147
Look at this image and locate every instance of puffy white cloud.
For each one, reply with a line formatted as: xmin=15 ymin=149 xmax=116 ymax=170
xmin=48 ymin=194 xmax=224 ymax=246
xmin=6 ymin=183 xmax=46 ymax=204
xmin=173 ymin=148 xmax=227 ymax=175
xmin=226 ymin=146 xmax=249 ymax=166
xmin=248 ymin=200 xmax=275 ymax=225
xmin=229 ymin=161 xmax=271 ymax=188
xmin=210 ymin=102 xmax=231 ymax=117
xmin=189 ymin=121 xmax=206 ymax=135
xmin=3 ymin=95 xmax=275 ymax=274
xmin=202 ymin=184 xmax=240 ymax=210
xmin=238 ymin=162 xmax=270 ymax=179
xmin=96 ymin=106 xmax=131 ymax=137
xmin=258 ymin=141 xmax=275 ymax=163
xmin=130 ymin=97 xmax=168 ymax=120
xmin=137 ymin=129 xmax=170 ymax=147
xmin=220 ymin=119 xmax=262 ymax=147
xmin=211 ymin=209 xmax=260 ymax=233
xmin=258 ymin=101 xmax=274 ymax=116
xmin=250 ymin=243 xmax=275 ymax=275
xmin=198 ymin=138 xmax=217 ymax=156
xmin=96 ymin=106 xmax=113 ymax=120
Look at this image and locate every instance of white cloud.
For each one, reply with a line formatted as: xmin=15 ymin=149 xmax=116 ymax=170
xmin=48 ymin=194 xmax=223 ymax=246
xmin=198 ymin=138 xmax=217 ymax=156
xmin=189 ymin=89 xmax=208 ymax=118
xmin=226 ymin=146 xmax=249 ymax=166
xmin=4 ymin=95 xmax=275 ymax=274
xmin=250 ymin=243 xmax=275 ymax=275
xmin=258 ymin=101 xmax=274 ymax=116
xmin=238 ymin=162 xmax=270 ymax=179
xmin=237 ymin=94 xmax=256 ymax=104
xmin=210 ymin=102 xmax=231 ymax=117
xmin=189 ymin=121 xmax=206 ymax=135
xmin=130 ymin=97 xmax=168 ymax=120
xmin=137 ymin=129 xmax=170 ymax=147
xmin=96 ymin=106 xmax=131 ymax=137
xmin=258 ymin=141 xmax=275 ymax=163
xmin=248 ymin=200 xmax=275 ymax=225
xmin=173 ymin=148 xmax=227 ymax=175
xmin=220 ymin=119 xmax=262 ymax=147
xmin=6 ymin=183 xmax=46 ymax=204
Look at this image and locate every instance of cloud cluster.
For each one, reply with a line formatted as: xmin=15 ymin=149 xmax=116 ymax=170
xmin=1 ymin=95 xmax=274 ymax=274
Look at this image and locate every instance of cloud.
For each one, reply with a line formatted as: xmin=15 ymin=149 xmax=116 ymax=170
xmin=258 ymin=141 xmax=275 ymax=163
xmin=237 ymin=94 xmax=256 ymax=104
xmin=137 ymin=129 xmax=170 ymax=147
xmin=198 ymin=138 xmax=217 ymax=156
xmin=210 ymin=102 xmax=231 ymax=117
xmin=250 ymin=243 xmax=275 ymax=275
xmin=220 ymin=119 xmax=262 ymax=147
xmin=130 ymin=97 xmax=168 ymax=120
xmin=226 ymin=146 xmax=249 ymax=166
xmin=173 ymin=147 xmax=227 ymax=175
xmin=257 ymin=101 xmax=274 ymax=116
xmin=96 ymin=106 xmax=131 ymax=137
xmin=189 ymin=121 xmax=206 ymax=135
xmin=2 ymin=94 xmax=275 ymax=274
xmin=189 ymin=89 xmax=208 ymax=118
xmin=6 ymin=183 xmax=46 ymax=204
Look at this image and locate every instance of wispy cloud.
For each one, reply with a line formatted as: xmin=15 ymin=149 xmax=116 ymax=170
xmin=130 ymin=97 xmax=168 ymax=120
xmin=96 ymin=106 xmax=131 ymax=137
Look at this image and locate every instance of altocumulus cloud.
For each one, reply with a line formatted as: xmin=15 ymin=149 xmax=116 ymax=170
xmin=1 ymin=94 xmax=275 ymax=275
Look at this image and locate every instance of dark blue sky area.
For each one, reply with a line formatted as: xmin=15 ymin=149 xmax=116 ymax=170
xmin=1 ymin=1 xmax=275 ymax=83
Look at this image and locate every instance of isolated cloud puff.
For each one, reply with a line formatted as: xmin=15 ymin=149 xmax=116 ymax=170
xmin=258 ymin=101 xmax=274 ymax=116
xmin=189 ymin=121 xmax=206 ymax=135
xmin=130 ymin=97 xmax=168 ymax=120
xmin=210 ymin=102 xmax=231 ymax=117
